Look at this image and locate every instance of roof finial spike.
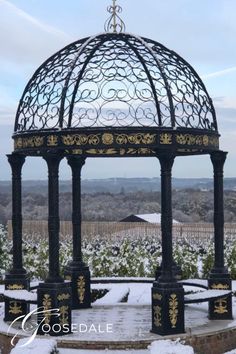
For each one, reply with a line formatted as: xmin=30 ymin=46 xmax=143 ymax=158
xmin=104 ymin=0 xmax=126 ymax=33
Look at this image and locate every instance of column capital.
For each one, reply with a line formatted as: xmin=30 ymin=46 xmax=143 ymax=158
xmin=210 ymin=151 xmax=228 ymax=170
xmin=157 ymin=152 xmax=175 ymax=171
xmin=7 ymin=153 xmax=25 ymax=170
xmin=67 ymin=156 xmax=86 ymax=170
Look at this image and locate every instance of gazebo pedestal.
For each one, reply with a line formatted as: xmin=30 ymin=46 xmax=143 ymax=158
xmin=64 ymin=262 xmax=91 ymax=309
xmin=37 ymin=282 xmax=72 ymax=336
xmin=152 ymin=281 xmax=185 ymax=335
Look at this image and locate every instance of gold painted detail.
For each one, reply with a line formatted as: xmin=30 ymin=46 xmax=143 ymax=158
xmin=153 ymin=293 xmax=162 ymax=301
xmin=169 ymin=294 xmax=178 ymax=328
xmin=62 ymin=134 xmax=100 ymax=146
xmin=160 ymin=133 xmax=172 ymax=145
xmin=59 ymin=305 xmax=69 ymax=326
xmin=47 ymin=135 xmax=58 ymax=146
xmin=153 ymin=305 xmax=162 ymax=327
xmin=85 ymin=148 xmax=154 ymax=156
xmin=176 ymin=134 xmax=218 ymax=147
xmin=77 ymin=276 xmax=86 ymax=304
xmin=65 ymin=275 xmax=72 ymax=281
xmin=116 ymin=133 xmax=156 ymax=145
xmin=57 ymin=293 xmax=70 ymax=301
xmin=7 ymin=284 xmax=24 ymax=290
xmin=42 ymin=294 xmax=52 ymax=325
xmin=102 ymin=133 xmax=114 ymax=145
xmin=214 ymin=297 xmax=228 ymax=314
xmin=9 ymin=301 xmax=22 ymax=315
xmin=14 ymin=136 xmax=44 ymax=149
xmin=211 ymin=283 xmax=229 ymax=290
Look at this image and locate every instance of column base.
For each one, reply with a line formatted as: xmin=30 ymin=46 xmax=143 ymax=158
xmin=155 ymin=263 xmax=182 ymax=281
xmin=151 ymin=281 xmax=185 ymax=335
xmin=37 ymin=282 xmax=72 ymax=336
xmin=64 ymin=263 xmax=91 ymax=309
xmin=208 ymin=272 xmax=233 ymax=320
xmin=4 ymin=271 xmax=30 ymax=322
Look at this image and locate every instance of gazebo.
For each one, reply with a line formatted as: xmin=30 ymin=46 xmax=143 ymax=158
xmin=5 ymin=1 xmax=232 ymax=336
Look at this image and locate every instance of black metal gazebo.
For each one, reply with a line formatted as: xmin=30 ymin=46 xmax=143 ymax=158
xmin=5 ymin=1 xmax=232 ymax=336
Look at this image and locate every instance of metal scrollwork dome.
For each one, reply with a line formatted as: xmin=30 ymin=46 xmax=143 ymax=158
xmin=14 ymin=32 xmax=217 ymax=133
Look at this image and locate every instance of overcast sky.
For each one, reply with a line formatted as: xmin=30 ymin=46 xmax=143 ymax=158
xmin=0 ymin=0 xmax=236 ymax=180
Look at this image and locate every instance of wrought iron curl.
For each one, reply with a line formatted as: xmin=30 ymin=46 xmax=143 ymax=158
xmin=14 ymin=33 xmax=217 ymax=133
xmin=104 ymin=0 xmax=126 ymax=33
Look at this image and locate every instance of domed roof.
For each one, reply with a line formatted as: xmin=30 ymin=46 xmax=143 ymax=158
xmin=14 ymin=32 xmax=217 ymax=134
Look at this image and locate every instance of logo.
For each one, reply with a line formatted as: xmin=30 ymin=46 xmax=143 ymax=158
xmin=8 ymin=307 xmax=60 ymax=348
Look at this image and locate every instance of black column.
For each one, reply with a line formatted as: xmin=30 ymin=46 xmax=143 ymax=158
xmin=37 ymin=154 xmax=72 ymax=336
xmin=44 ymin=154 xmax=64 ymax=283
xmin=65 ymin=156 xmax=91 ymax=309
xmin=68 ymin=156 xmax=85 ymax=267
xmin=208 ymin=151 xmax=232 ymax=319
xmin=151 ymin=153 xmax=184 ymax=335
xmin=4 ymin=153 xmax=29 ymax=322
xmin=158 ymin=153 xmax=176 ymax=283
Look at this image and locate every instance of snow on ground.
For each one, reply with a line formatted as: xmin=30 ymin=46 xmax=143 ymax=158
xmin=149 ymin=339 xmax=194 ymax=354
xmin=10 ymin=338 xmax=57 ymax=354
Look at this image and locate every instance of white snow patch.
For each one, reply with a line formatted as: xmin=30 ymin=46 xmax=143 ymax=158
xmin=3 ymin=290 xmax=37 ymax=301
xmin=92 ymin=284 xmax=129 ymax=305
xmin=149 ymin=339 xmax=194 ymax=354
xmin=10 ymin=338 xmax=57 ymax=354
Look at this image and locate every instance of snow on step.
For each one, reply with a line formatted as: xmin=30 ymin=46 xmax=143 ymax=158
xmin=127 ymin=283 xmax=151 ymax=305
xmin=10 ymin=338 xmax=57 ymax=354
xmin=185 ymin=290 xmax=231 ymax=303
xmin=3 ymin=290 xmax=37 ymax=302
xmin=92 ymin=284 xmax=129 ymax=305
xmin=149 ymin=339 xmax=194 ymax=354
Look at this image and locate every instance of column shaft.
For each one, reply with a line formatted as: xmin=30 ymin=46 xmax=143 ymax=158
xmin=158 ymin=153 xmax=175 ymax=283
xmin=7 ymin=154 xmax=25 ymax=273
xmin=67 ymin=156 xmax=85 ymax=265
xmin=211 ymin=151 xmax=227 ymax=272
xmin=43 ymin=154 xmax=63 ymax=283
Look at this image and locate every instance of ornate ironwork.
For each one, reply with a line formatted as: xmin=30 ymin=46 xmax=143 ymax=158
xmin=104 ymin=0 xmax=126 ymax=33
xmin=14 ymin=33 xmax=217 ymax=133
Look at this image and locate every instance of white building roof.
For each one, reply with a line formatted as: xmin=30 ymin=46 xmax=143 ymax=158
xmin=135 ymin=213 xmax=179 ymax=224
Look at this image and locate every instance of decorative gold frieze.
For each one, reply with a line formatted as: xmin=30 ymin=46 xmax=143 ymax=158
xmin=77 ymin=276 xmax=86 ymax=304
xmin=7 ymin=284 xmax=24 ymax=290
xmin=14 ymin=137 xmax=23 ymax=149
xmin=153 ymin=293 xmax=162 ymax=301
xmin=153 ymin=305 xmax=162 ymax=327
xmin=115 ymin=133 xmax=156 ymax=145
xmin=86 ymin=148 xmax=117 ymax=155
xmin=169 ymin=294 xmax=178 ymax=328
xmin=102 ymin=133 xmax=114 ymax=145
xmin=9 ymin=301 xmax=22 ymax=315
xmin=214 ymin=298 xmax=228 ymax=314
xmin=57 ymin=293 xmax=70 ymax=301
xmin=42 ymin=294 xmax=52 ymax=324
xmin=59 ymin=305 xmax=69 ymax=326
xmin=62 ymin=134 xmax=100 ymax=146
xmin=14 ymin=136 xmax=44 ymax=149
xmin=176 ymin=133 xmax=219 ymax=147
xmin=211 ymin=283 xmax=229 ymax=290
xmin=160 ymin=133 xmax=172 ymax=144
xmin=47 ymin=135 xmax=58 ymax=146
xmin=71 ymin=149 xmax=83 ymax=154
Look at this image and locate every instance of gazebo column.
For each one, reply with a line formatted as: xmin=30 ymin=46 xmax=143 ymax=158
xmin=65 ymin=156 xmax=91 ymax=309
xmin=152 ymin=153 xmax=184 ymax=335
xmin=37 ymin=154 xmax=72 ymax=336
xmin=208 ymin=151 xmax=232 ymax=319
xmin=4 ymin=153 xmax=29 ymax=322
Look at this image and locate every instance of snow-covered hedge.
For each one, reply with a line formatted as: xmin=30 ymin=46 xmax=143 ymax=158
xmin=1 ymin=224 xmax=236 ymax=281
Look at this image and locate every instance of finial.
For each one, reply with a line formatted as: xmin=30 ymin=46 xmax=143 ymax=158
xmin=104 ymin=0 xmax=126 ymax=33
